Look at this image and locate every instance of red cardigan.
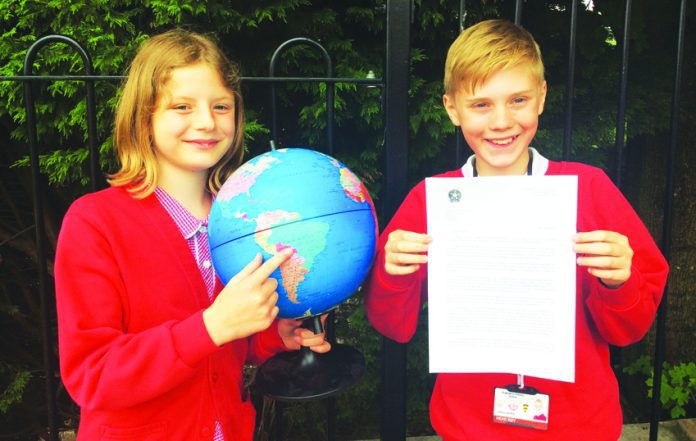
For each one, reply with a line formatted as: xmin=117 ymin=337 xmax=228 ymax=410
xmin=364 ymin=160 xmax=669 ymax=441
xmin=55 ymin=186 xmax=287 ymax=441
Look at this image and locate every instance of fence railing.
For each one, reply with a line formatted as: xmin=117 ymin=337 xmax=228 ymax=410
xmin=0 ymin=0 xmax=688 ymax=440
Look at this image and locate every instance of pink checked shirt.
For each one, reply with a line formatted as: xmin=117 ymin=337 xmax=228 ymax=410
xmin=155 ymin=188 xmax=224 ymax=441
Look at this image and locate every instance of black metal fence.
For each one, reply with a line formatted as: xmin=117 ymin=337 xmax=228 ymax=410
xmin=0 ymin=0 xmax=689 ymax=440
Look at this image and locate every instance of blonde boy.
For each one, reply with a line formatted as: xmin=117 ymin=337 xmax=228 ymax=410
xmin=364 ymin=19 xmax=668 ymax=440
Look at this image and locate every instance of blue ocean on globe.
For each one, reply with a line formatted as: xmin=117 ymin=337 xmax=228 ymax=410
xmin=208 ymin=148 xmax=378 ymax=319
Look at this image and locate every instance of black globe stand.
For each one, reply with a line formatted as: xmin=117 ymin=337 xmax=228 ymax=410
xmin=254 ymin=315 xmax=365 ymax=402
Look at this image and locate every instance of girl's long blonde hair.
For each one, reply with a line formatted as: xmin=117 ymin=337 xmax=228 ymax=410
xmin=108 ymin=29 xmax=245 ymax=197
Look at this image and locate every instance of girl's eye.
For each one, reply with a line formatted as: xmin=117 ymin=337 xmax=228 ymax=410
xmin=214 ymin=104 xmax=232 ymax=112
xmin=512 ymin=97 xmax=528 ymax=105
xmin=173 ymin=104 xmax=191 ymax=111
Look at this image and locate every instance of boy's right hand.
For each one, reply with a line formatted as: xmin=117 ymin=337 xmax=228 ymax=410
xmin=384 ymin=229 xmax=431 ymax=276
xmin=203 ymin=249 xmax=293 ymax=346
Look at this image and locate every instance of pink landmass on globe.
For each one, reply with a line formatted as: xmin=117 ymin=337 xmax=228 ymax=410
xmin=252 ymin=211 xmax=301 ymax=255
xmin=216 ymin=155 xmax=280 ymax=201
xmin=276 ymin=244 xmax=308 ymax=304
xmin=339 ymin=168 xmax=367 ymax=202
xmin=255 ymin=210 xmax=300 ymax=230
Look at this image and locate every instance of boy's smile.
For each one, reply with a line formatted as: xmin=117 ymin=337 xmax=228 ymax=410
xmin=443 ymin=64 xmax=546 ymax=176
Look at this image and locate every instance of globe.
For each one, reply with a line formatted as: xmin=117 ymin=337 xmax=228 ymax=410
xmin=208 ymin=147 xmax=378 ymax=319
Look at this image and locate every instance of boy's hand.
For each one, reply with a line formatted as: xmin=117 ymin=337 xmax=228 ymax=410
xmin=384 ymin=229 xmax=432 ymax=276
xmin=573 ymin=230 xmax=633 ymax=288
xmin=203 ymin=249 xmax=293 ymax=346
xmin=278 ymin=315 xmax=332 ymax=353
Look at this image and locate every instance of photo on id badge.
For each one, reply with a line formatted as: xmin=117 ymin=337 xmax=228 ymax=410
xmin=493 ymin=386 xmax=549 ymax=430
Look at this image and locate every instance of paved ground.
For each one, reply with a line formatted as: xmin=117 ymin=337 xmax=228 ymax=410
xmin=620 ymin=419 xmax=696 ymax=441
xmin=351 ymin=419 xmax=696 ymax=441
xmin=55 ymin=419 xmax=696 ymax=440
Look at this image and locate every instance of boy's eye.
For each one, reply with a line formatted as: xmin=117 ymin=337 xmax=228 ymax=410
xmin=472 ymin=102 xmax=489 ymax=109
xmin=512 ymin=97 xmax=528 ymax=105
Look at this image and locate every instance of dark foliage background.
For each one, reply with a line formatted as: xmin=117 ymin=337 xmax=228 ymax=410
xmin=0 ymin=0 xmax=694 ymax=439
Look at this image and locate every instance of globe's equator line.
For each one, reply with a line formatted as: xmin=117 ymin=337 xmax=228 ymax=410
xmin=210 ymin=208 xmax=375 ymax=250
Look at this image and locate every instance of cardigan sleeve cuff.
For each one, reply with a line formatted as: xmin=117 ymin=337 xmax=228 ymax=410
xmin=248 ymin=320 xmax=288 ymax=364
xmin=171 ymin=310 xmax=220 ymax=367
xmin=592 ymin=266 xmax=642 ymax=311
xmin=259 ymin=321 xmax=288 ymax=353
xmin=372 ymin=255 xmax=422 ymax=293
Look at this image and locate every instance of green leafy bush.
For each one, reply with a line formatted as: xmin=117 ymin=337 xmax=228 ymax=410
xmin=0 ymin=363 xmax=31 ymax=414
xmin=624 ymin=355 xmax=696 ymax=419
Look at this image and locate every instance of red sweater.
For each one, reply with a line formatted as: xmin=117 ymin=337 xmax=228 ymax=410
xmin=55 ymin=186 xmax=287 ymax=441
xmin=364 ymin=160 xmax=668 ymax=441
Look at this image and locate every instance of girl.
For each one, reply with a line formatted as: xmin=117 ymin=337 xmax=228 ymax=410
xmin=54 ymin=29 xmax=329 ymax=441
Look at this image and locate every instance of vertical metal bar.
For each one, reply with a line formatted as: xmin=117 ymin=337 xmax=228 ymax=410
xmin=22 ymin=34 xmax=98 ymax=441
xmin=327 ymin=392 xmax=336 ymax=441
xmin=322 ymin=45 xmax=336 ymax=441
xmin=562 ymin=0 xmax=578 ymax=160
xmin=609 ymin=0 xmax=633 ymax=384
xmin=85 ymin=76 xmax=101 ymax=190
xmin=326 ymin=69 xmax=335 ymax=156
xmin=514 ymin=0 xmax=523 ymax=24
xmin=271 ymin=80 xmax=278 ymax=148
xmin=326 ymin=311 xmax=336 ymax=441
xmin=23 ymin=44 xmax=58 ymax=441
xmin=455 ymin=0 xmax=467 ymax=166
xmin=614 ymin=0 xmax=632 ymax=189
xmin=649 ymin=0 xmax=686 ymax=439
xmin=274 ymin=401 xmax=284 ymax=441
xmin=382 ymin=0 xmax=411 ymax=439
xmin=23 ymin=70 xmax=59 ymax=441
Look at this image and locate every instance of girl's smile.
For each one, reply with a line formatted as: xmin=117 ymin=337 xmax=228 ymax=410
xmin=185 ymin=138 xmax=222 ymax=150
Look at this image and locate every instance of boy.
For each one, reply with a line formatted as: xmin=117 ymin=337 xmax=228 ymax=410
xmin=364 ymin=19 xmax=668 ymax=440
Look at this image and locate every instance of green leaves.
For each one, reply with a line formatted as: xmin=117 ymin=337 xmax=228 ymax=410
xmin=146 ymin=0 xmax=207 ymax=26
xmin=0 ymin=0 xmax=329 ymax=188
xmin=13 ymin=148 xmax=90 ymax=185
xmin=659 ymin=362 xmax=696 ymax=418
xmin=624 ymin=356 xmax=696 ymax=419
xmin=0 ymin=365 xmax=31 ymax=414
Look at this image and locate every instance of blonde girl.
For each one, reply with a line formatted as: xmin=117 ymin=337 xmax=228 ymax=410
xmin=55 ymin=29 xmax=328 ymax=441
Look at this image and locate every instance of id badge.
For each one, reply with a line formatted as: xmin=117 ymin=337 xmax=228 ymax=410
xmin=493 ymin=385 xmax=549 ymax=430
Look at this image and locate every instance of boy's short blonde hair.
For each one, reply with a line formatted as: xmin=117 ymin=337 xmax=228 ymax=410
xmin=108 ymin=29 xmax=245 ymax=197
xmin=444 ymin=19 xmax=544 ymax=96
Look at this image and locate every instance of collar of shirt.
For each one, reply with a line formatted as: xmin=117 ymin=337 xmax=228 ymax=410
xmin=460 ymin=147 xmax=549 ymax=178
xmin=153 ymin=187 xmax=208 ymax=239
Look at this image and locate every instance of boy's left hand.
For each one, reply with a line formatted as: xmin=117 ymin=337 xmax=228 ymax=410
xmin=573 ymin=230 xmax=634 ymax=288
xmin=278 ymin=315 xmax=332 ymax=353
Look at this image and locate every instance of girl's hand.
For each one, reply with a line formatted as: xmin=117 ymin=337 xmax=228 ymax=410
xmin=278 ymin=315 xmax=331 ymax=353
xmin=384 ymin=229 xmax=432 ymax=276
xmin=203 ymin=249 xmax=293 ymax=346
xmin=574 ymin=230 xmax=633 ymax=288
